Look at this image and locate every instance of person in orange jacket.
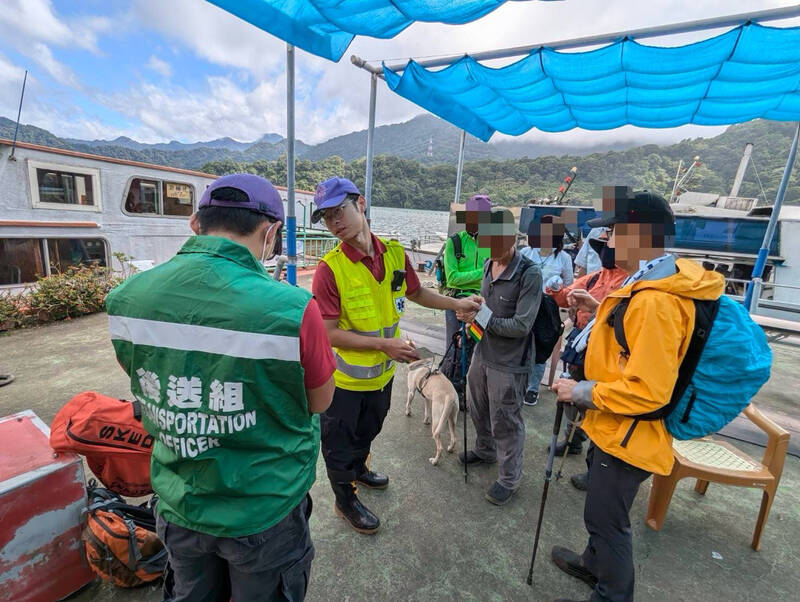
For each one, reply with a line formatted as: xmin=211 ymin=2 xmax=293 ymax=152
xmin=550 ymin=188 xmax=724 ymax=602
xmin=545 ymin=231 xmax=628 ymax=463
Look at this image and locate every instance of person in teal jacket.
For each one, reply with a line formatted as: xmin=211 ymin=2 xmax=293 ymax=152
xmin=443 ymin=194 xmax=492 ymax=345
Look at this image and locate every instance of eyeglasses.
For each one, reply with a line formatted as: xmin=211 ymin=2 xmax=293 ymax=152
xmin=320 ymin=199 xmax=355 ymax=226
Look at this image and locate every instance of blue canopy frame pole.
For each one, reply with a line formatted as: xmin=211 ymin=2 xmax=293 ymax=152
xmin=286 ymin=43 xmax=297 ymax=286
xmin=744 ymin=121 xmax=800 ymax=312
xmin=364 ymin=73 xmax=377 ymax=220
xmin=351 ymin=4 xmax=800 ymax=76
xmin=454 ymin=130 xmax=466 ymax=205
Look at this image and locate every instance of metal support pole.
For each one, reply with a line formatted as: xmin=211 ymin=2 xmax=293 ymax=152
xmin=454 ymin=130 xmax=466 ymax=204
xmin=745 ymin=121 xmax=800 ymax=312
xmin=286 ymin=44 xmax=297 ymax=286
xmin=9 ymin=70 xmax=28 ymax=161
xmin=351 ymin=4 xmax=800 ymax=76
xmin=364 ymin=73 xmax=377 ymax=220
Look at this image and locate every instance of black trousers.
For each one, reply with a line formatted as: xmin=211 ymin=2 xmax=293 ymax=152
xmin=156 ymin=495 xmax=313 ymax=602
xmin=582 ymin=444 xmax=651 ymax=602
xmin=320 ymin=379 xmax=393 ymax=483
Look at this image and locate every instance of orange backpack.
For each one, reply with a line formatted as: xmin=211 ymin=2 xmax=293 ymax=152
xmin=82 ymin=484 xmax=167 ymax=587
xmin=50 ymin=391 xmax=153 ymax=496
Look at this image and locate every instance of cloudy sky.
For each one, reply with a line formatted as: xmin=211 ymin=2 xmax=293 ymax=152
xmin=0 ymin=0 xmax=797 ymax=147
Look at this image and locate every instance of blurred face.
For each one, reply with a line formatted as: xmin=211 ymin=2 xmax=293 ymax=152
xmin=527 ymin=220 xmax=564 ymax=254
xmin=321 ymin=196 xmax=366 ymax=240
xmin=456 ymin=209 xmax=491 ymax=236
xmin=608 ymin=223 xmax=663 ymax=272
xmin=482 ymin=235 xmax=516 ymax=260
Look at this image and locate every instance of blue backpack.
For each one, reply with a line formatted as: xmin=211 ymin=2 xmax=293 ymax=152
xmin=609 ymin=294 xmax=772 ymax=441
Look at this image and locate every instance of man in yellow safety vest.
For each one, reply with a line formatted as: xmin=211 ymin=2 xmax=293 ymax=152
xmin=312 ymin=177 xmax=480 ymax=534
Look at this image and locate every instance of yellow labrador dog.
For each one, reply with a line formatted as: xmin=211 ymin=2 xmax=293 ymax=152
xmin=406 ymin=358 xmax=458 ymax=465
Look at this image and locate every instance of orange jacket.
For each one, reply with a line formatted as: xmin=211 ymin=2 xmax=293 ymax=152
xmin=548 ymin=267 xmax=628 ymax=329
xmin=582 ymin=258 xmax=724 ymax=475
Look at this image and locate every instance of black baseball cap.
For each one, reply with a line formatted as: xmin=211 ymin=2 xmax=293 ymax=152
xmin=587 ymin=188 xmax=675 ymax=235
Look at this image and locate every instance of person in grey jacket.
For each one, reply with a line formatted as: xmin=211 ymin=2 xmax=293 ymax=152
xmin=456 ymin=207 xmax=543 ymax=505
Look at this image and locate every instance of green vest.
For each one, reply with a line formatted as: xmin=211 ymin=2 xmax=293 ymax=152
xmin=106 ymin=235 xmax=318 ymax=537
xmin=322 ymin=238 xmax=406 ymax=391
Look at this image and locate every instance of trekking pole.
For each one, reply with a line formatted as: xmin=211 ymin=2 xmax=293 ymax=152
xmin=526 ymin=401 xmax=565 ymax=586
xmin=555 ymin=363 xmax=579 ymax=481
xmin=460 ymin=321 xmax=469 ymax=483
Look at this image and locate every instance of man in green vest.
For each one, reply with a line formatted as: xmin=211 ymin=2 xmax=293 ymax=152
xmin=442 ymin=193 xmax=492 ymax=348
xmin=106 ymin=174 xmax=336 ymax=601
xmin=312 ymin=177 xmax=481 ymax=534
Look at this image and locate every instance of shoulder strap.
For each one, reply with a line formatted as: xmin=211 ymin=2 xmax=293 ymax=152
xmin=586 ymin=272 xmax=601 ymax=292
xmin=607 ymin=295 xmax=634 ymax=358
xmin=613 ymin=295 xmax=721 ymax=422
xmin=450 ymin=233 xmax=464 ymax=260
xmin=668 ymin=298 xmax=720 ymax=410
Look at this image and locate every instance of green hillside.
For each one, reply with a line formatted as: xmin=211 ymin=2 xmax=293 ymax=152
xmin=201 ymin=120 xmax=800 ymax=210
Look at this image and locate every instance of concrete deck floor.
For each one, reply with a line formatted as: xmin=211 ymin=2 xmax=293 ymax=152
xmin=2 ymin=310 xmax=799 ymax=602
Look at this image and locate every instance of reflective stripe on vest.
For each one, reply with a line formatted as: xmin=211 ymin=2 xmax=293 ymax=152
xmin=346 ymin=323 xmax=399 ymax=340
xmin=335 ymin=353 xmax=395 ymax=380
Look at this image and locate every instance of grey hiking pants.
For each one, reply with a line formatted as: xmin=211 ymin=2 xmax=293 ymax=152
xmin=466 ymin=361 xmax=527 ymax=489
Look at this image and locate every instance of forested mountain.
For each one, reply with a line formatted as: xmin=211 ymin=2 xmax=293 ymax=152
xmin=201 ymin=120 xmax=800 ymax=210
xmin=2 ymin=115 xmax=798 ymax=210
xmin=0 ymin=114 xmax=638 ymax=169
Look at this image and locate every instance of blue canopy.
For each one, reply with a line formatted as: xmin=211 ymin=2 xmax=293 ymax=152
xmin=207 ymin=0 xmax=548 ymax=61
xmin=382 ymin=23 xmax=800 ymax=141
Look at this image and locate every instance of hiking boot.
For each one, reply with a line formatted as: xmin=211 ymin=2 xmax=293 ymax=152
xmin=331 ymin=482 xmax=380 ymax=535
xmin=551 ymin=546 xmax=598 ymax=589
xmin=485 ymin=481 xmax=515 ymax=505
xmin=570 ymin=471 xmax=589 ymax=492
xmin=523 ymin=391 xmax=539 ymax=406
xmin=0 ymin=374 xmax=14 ymax=387
xmin=458 ymin=450 xmax=495 ymax=466
xmin=548 ymin=438 xmax=584 ymax=457
xmin=355 ymin=470 xmax=389 ymax=490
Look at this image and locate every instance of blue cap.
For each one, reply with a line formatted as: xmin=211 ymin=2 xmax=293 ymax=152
xmin=311 ymin=177 xmax=360 ymax=223
xmin=199 ymin=173 xmax=284 ymax=222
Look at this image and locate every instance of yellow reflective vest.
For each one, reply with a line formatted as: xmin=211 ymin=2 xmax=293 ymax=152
xmin=322 ymin=239 xmax=407 ymax=391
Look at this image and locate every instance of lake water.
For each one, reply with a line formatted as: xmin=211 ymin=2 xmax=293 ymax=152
xmin=368 ymin=206 xmax=450 ymax=245
xmin=294 ymin=204 xmax=450 ymax=248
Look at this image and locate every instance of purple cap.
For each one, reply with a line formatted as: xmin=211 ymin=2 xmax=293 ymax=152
xmin=466 ymin=194 xmax=491 ymax=212
xmin=199 ymin=173 xmax=284 ymax=221
xmin=311 ymin=177 xmax=360 ymax=223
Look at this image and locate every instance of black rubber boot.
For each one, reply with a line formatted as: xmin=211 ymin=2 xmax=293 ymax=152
xmin=331 ymin=482 xmax=380 ymax=535
xmin=355 ymin=470 xmax=389 ymax=489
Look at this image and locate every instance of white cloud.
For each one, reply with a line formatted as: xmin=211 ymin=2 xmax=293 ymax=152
xmin=28 ymin=43 xmax=81 ymax=89
xmin=4 ymin=0 xmax=799 ymax=149
xmin=146 ymin=55 xmax=172 ymax=78
xmin=0 ymin=0 xmax=110 ymax=53
xmin=100 ymin=75 xmax=287 ymax=143
xmin=131 ymin=0 xmax=285 ymax=79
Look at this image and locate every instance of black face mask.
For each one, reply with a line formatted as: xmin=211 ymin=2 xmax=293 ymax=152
xmin=589 ymin=237 xmax=616 ymax=270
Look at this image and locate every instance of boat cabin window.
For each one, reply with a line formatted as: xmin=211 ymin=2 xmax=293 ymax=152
xmin=28 ymin=161 xmax=102 ymax=212
xmin=0 ymin=238 xmax=108 ymax=285
xmin=125 ymin=178 xmax=194 ymax=217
